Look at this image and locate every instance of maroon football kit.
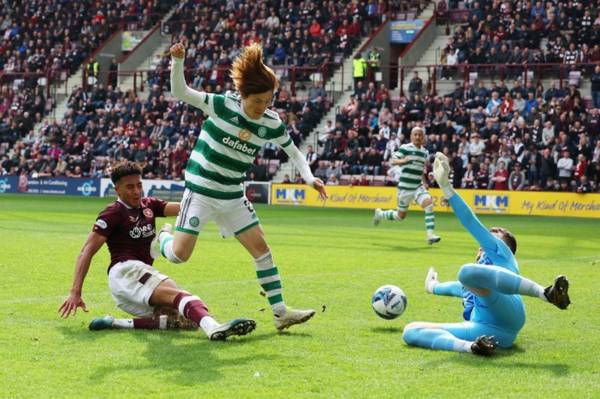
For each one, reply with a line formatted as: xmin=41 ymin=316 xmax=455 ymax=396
xmin=92 ymin=197 xmax=167 ymax=271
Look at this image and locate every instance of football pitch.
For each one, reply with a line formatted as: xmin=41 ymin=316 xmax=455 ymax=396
xmin=1 ymin=195 xmax=599 ymax=398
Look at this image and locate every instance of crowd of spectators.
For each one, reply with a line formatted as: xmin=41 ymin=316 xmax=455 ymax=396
xmin=314 ymin=75 xmax=600 ymax=193
xmin=149 ymin=0 xmax=386 ymax=95
xmin=0 ymin=78 xmax=330 ymax=182
xmin=437 ymin=0 xmax=600 ymax=79
xmin=0 ymin=0 xmax=389 ymax=181
xmin=0 ymin=0 xmax=177 ymax=148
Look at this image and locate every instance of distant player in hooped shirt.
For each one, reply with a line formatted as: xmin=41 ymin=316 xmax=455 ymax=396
xmin=59 ymin=161 xmax=256 ymax=341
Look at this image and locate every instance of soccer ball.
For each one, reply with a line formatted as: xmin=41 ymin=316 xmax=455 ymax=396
xmin=371 ymin=285 xmax=407 ymax=320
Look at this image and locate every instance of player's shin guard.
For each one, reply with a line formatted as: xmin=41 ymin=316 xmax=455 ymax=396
xmin=160 ymin=234 xmax=183 ymax=264
xmin=403 ymin=327 xmax=472 ymax=353
xmin=458 ymin=264 xmax=545 ymax=299
xmin=424 ymin=204 xmax=435 ymax=236
xmin=255 ymin=251 xmax=286 ymax=315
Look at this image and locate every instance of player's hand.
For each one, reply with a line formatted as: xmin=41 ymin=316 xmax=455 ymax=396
xmin=313 ymin=178 xmax=328 ymax=200
xmin=433 ymin=152 xmax=450 ymax=188
xmin=59 ymin=293 xmax=89 ymax=318
xmin=170 ymin=42 xmax=185 ymax=59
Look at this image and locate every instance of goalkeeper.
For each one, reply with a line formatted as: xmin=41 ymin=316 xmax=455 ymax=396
xmin=402 ymin=152 xmax=571 ymax=356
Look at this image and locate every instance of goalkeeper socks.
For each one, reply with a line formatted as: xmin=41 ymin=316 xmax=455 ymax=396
xmin=424 ymin=204 xmax=435 ymax=237
xmin=403 ymin=328 xmax=472 ymax=353
xmin=433 ymin=281 xmax=463 ymax=297
xmin=255 ymin=252 xmax=286 ymax=315
xmin=160 ymin=233 xmax=183 ymax=264
xmin=383 ymin=209 xmax=402 ymax=221
xmin=458 ymin=264 xmax=545 ymax=299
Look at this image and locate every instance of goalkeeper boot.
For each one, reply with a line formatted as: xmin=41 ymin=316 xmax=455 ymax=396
xmin=471 ymin=335 xmax=497 ymax=356
xmin=150 ymin=223 xmax=172 ymax=259
xmin=274 ymin=307 xmax=315 ymax=331
xmin=425 ymin=267 xmax=439 ymax=294
xmin=89 ymin=315 xmax=115 ymax=331
xmin=207 ymin=318 xmax=256 ymax=341
xmin=544 ymin=275 xmax=570 ymax=310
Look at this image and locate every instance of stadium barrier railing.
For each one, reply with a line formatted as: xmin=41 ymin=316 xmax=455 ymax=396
xmin=352 ymin=62 xmax=597 ymax=99
xmin=114 ymin=62 xmax=343 ymax=101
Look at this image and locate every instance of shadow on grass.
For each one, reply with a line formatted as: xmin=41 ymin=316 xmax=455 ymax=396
xmin=57 ymin=325 xmax=300 ymax=385
xmin=370 ymin=326 xmax=404 ymax=334
xmin=411 ymin=344 xmax=570 ymax=376
xmin=370 ymin=242 xmax=414 ymax=251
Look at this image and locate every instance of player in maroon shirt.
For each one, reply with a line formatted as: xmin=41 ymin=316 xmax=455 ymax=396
xmin=59 ymin=161 xmax=256 ymax=340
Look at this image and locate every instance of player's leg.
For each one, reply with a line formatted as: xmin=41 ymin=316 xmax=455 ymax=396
xmin=153 ymin=189 xmax=209 ymax=263
xmin=416 ymin=187 xmax=440 ymax=245
xmin=458 ymin=263 xmax=570 ymax=309
xmin=149 ymin=279 xmax=256 ymax=340
xmin=373 ymin=189 xmax=409 ymax=225
xmin=105 ymin=260 xmax=255 ymax=340
xmin=402 ymin=321 xmax=496 ymax=356
xmin=425 ymin=267 xmax=463 ymax=296
xmin=89 ymin=314 xmax=171 ymax=331
xmin=236 ymin=224 xmax=315 ymax=330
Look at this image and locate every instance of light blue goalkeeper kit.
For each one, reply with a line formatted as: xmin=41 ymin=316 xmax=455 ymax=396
xmin=403 ymin=193 xmax=526 ymax=350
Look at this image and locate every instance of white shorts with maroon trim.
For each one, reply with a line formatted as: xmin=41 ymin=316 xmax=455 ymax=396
xmin=108 ymin=260 xmax=169 ymax=317
xmin=175 ymin=188 xmax=260 ymax=238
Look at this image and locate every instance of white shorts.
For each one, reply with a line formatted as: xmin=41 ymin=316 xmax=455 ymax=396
xmin=108 ymin=260 xmax=169 ymax=317
xmin=397 ymin=185 xmax=431 ymax=211
xmin=175 ymin=188 xmax=259 ymax=237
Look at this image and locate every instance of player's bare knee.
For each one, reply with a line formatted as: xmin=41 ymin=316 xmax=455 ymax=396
xmin=397 ymin=210 xmax=407 ymax=219
xmin=421 ymin=198 xmax=433 ymax=208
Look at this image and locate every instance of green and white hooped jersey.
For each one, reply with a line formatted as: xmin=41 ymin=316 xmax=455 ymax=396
xmin=184 ymin=91 xmax=293 ymax=199
xmin=394 ymin=143 xmax=427 ymax=191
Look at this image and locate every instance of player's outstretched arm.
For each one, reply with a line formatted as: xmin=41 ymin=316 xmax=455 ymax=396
xmin=432 ymin=153 xmax=499 ymax=254
xmin=59 ymin=232 xmax=106 ymax=318
xmin=169 ymin=42 xmax=212 ymax=114
xmin=164 ymin=202 xmax=181 ymax=217
xmin=281 ymin=142 xmax=327 ymax=199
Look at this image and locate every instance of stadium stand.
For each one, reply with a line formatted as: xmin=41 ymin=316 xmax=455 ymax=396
xmin=3 ymin=0 xmax=597 ymax=194
xmin=316 ymin=0 xmax=600 ymax=192
xmin=0 ymin=0 xmax=395 ymax=181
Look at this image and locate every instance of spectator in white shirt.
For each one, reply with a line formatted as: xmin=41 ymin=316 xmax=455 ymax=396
xmin=557 ymin=150 xmax=574 ymax=181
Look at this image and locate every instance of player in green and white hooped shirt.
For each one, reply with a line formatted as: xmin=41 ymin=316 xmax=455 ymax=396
xmin=152 ymin=42 xmax=328 ymax=331
xmin=373 ymin=126 xmax=441 ymax=245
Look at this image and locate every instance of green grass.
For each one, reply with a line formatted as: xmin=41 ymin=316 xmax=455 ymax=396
xmin=1 ymin=194 xmax=599 ymax=398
